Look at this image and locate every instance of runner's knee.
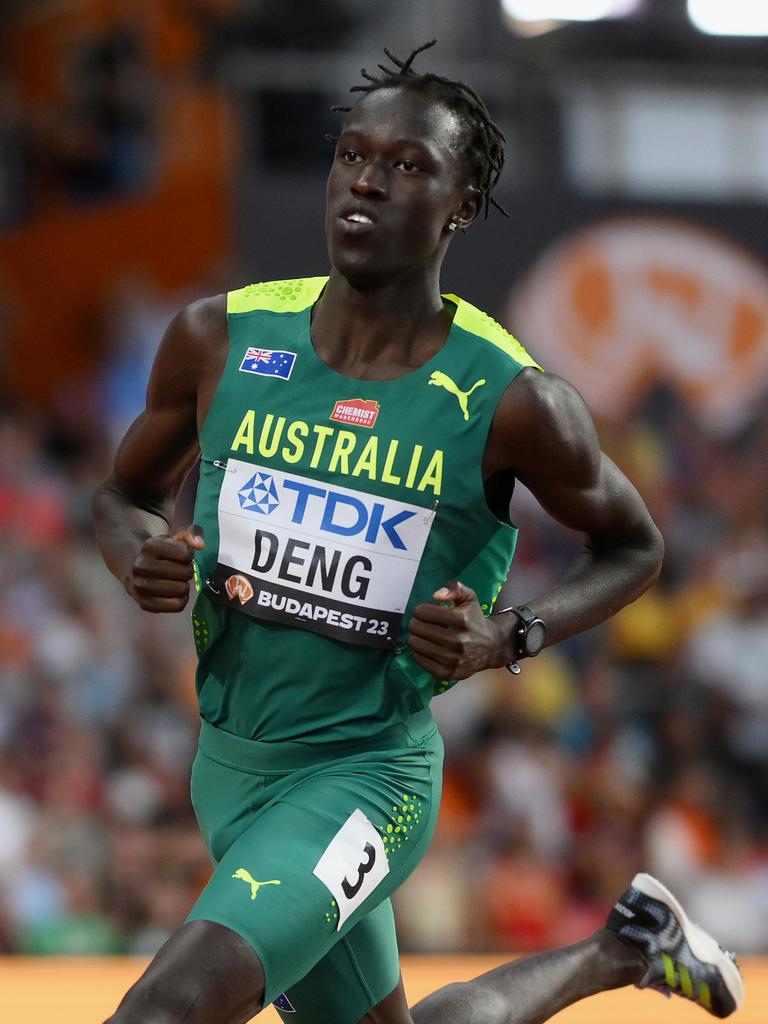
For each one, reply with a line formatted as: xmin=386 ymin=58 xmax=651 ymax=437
xmin=104 ymin=977 xmax=208 ymax=1024
xmin=412 ymin=981 xmax=509 ymax=1024
xmin=105 ymin=967 xmax=262 ymax=1024
xmin=104 ymin=921 xmax=265 ymax=1024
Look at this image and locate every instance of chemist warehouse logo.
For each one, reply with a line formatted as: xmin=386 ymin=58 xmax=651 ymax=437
xmin=330 ymin=398 xmax=380 ymax=428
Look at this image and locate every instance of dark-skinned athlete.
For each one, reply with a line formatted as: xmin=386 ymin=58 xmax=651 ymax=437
xmin=93 ymin=41 xmax=743 ymax=1024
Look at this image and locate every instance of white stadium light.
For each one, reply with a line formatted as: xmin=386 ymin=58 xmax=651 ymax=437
xmin=688 ymin=0 xmax=768 ymax=36
xmin=501 ymin=0 xmax=637 ymax=22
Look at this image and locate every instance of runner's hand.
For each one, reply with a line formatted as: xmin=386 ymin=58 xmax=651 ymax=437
xmin=126 ymin=524 xmax=205 ymax=613
xmin=407 ymin=580 xmax=507 ymax=680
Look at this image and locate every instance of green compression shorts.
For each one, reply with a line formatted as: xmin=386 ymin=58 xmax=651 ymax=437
xmin=187 ymin=709 xmax=444 ymax=1024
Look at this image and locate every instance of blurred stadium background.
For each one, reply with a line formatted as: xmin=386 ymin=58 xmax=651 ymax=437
xmin=2 ymin=0 xmax=768 ymax=1017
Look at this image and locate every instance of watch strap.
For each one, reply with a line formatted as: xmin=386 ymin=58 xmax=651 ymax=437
xmin=497 ymin=604 xmax=544 ymax=672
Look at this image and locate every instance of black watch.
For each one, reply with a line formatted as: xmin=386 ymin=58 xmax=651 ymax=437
xmin=498 ymin=604 xmax=546 ymax=674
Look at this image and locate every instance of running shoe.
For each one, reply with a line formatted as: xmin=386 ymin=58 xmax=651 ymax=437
xmin=606 ymin=872 xmax=744 ymax=1018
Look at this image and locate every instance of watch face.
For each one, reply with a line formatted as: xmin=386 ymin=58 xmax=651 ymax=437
xmin=525 ymin=620 xmax=546 ymax=656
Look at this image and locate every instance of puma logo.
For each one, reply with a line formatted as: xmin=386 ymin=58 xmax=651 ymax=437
xmin=232 ymin=868 xmax=282 ymax=900
xmin=428 ymin=370 xmax=486 ymax=421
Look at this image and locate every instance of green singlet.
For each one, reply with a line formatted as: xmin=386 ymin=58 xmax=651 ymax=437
xmin=185 ymin=277 xmax=540 ymax=1022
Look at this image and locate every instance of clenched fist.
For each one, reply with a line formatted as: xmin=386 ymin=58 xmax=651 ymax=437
xmin=407 ymin=580 xmax=510 ymax=681
xmin=126 ymin=524 xmax=205 ymax=613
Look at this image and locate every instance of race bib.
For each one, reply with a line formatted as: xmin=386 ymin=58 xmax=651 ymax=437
xmin=213 ymin=459 xmax=435 ymax=648
xmin=313 ymin=809 xmax=389 ymax=929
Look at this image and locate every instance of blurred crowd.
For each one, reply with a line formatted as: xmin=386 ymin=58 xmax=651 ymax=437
xmin=0 ymin=296 xmax=767 ymax=957
xmin=0 ymin=394 xmax=206 ymax=955
xmin=0 ymin=0 xmax=366 ymax=227
xmin=0 ymin=20 xmax=156 ymax=227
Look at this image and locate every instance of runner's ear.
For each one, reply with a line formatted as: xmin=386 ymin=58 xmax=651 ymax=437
xmin=453 ymin=186 xmax=481 ymax=232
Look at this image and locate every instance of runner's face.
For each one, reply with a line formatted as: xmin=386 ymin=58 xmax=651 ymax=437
xmin=326 ymin=88 xmax=471 ymax=283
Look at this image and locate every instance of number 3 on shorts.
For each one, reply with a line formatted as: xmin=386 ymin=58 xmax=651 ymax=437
xmin=313 ymin=809 xmax=390 ymax=929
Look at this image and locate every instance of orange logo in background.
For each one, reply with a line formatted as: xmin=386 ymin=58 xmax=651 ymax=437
xmin=330 ymin=399 xmax=380 ymax=428
xmin=225 ymin=574 xmax=254 ymax=605
xmin=509 ymin=217 xmax=768 ymax=434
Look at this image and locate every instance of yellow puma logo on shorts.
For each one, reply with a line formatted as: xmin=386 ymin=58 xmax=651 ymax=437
xmin=428 ymin=370 xmax=486 ymax=421
xmin=232 ymin=868 xmax=282 ymax=900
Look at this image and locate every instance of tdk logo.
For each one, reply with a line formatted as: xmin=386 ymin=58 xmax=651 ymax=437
xmin=284 ymin=480 xmax=414 ymax=550
xmin=238 ymin=472 xmax=280 ymax=515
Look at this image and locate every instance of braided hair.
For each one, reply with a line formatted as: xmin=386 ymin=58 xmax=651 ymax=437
xmin=332 ymin=40 xmax=509 ymax=220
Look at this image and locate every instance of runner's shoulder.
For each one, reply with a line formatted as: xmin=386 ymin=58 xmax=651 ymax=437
xmin=172 ymin=293 xmax=228 ymax=345
xmin=158 ymin=293 xmax=228 ymax=364
xmin=148 ymin=294 xmax=228 ymax=401
xmin=495 ymin=369 xmax=599 ymax=453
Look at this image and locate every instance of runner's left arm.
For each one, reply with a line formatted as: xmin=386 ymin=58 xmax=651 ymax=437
xmin=92 ymin=295 xmax=225 ymax=612
xmin=407 ymin=369 xmax=664 ymax=680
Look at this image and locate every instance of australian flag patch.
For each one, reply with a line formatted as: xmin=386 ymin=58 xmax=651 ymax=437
xmin=239 ymin=347 xmax=297 ymax=381
xmin=273 ymin=993 xmax=296 ymax=1013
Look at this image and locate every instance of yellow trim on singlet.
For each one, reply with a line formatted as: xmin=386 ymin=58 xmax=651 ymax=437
xmin=444 ymin=293 xmax=542 ymax=370
xmin=227 ymin=277 xmax=328 ymax=314
xmin=228 ymin=278 xmax=541 ymax=370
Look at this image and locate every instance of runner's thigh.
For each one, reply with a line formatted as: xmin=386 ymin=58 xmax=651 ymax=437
xmin=187 ymin=735 xmax=443 ymax=1015
xmin=272 ymin=900 xmax=410 ymax=1024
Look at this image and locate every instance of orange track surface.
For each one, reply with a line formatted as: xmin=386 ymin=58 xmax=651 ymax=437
xmin=0 ymin=954 xmax=763 ymax=1023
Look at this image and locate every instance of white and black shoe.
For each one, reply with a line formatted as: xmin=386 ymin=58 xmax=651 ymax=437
xmin=606 ymin=872 xmax=744 ymax=1018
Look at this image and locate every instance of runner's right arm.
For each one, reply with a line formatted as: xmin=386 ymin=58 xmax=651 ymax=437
xmin=92 ymin=295 xmax=226 ymax=612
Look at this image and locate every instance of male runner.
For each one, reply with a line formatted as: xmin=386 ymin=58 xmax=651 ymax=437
xmin=93 ymin=41 xmax=742 ymax=1024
